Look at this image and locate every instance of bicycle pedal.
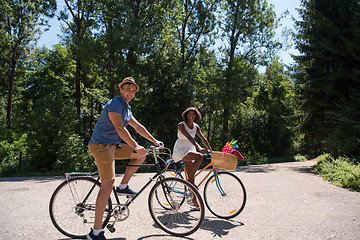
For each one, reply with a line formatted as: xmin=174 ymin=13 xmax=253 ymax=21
xmin=116 ymin=192 xmax=135 ymax=197
xmin=107 ymin=224 xmax=116 ymax=233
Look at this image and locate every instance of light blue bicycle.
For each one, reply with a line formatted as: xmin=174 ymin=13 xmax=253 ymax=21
xmin=161 ymin=151 xmax=247 ymax=219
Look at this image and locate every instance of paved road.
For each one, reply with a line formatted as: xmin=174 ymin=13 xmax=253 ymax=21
xmin=0 ymin=160 xmax=359 ymax=240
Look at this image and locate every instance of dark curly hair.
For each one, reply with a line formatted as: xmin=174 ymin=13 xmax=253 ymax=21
xmin=181 ymin=107 xmax=202 ymax=122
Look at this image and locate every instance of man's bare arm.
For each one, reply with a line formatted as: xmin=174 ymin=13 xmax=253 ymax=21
xmin=108 ymin=112 xmax=145 ymax=153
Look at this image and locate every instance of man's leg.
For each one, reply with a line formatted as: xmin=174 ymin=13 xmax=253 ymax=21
xmin=120 ymin=154 xmax=146 ymax=184
xmin=114 ymin=144 xmax=147 ymax=185
xmin=88 ymin=143 xmax=116 ymax=237
xmin=94 ymin=178 xmax=114 ymax=229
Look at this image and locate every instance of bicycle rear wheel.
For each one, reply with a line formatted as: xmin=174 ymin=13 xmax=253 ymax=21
xmin=148 ymin=177 xmax=204 ymax=236
xmin=49 ymin=177 xmax=112 ymax=239
xmin=204 ymin=171 xmax=246 ymax=219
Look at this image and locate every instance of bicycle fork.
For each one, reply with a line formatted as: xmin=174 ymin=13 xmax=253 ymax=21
xmin=161 ymin=178 xmax=182 ymax=211
xmin=213 ymin=171 xmax=226 ymax=196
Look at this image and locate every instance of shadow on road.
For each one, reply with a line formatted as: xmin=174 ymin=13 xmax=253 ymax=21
xmin=200 ymin=217 xmax=244 ymax=237
xmin=137 ymin=217 xmax=243 ymax=239
xmin=0 ymin=176 xmax=63 ymax=183
xmin=289 ymin=166 xmax=315 ymax=174
xmin=55 ymin=234 xmax=126 ymax=240
xmin=234 ymin=165 xmax=277 ymax=173
xmin=138 ymin=234 xmax=193 ymax=240
xmin=233 ymin=160 xmax=318 ymax=175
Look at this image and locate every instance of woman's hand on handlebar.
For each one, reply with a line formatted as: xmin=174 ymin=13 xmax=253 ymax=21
xmin=202 ymin=149 xmax=212 ymax=157
xmin=199 ymin=147 xmax=207 ymax=154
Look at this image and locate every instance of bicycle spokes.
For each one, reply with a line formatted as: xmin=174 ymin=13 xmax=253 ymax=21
xmin=204 ymin=172 xmax=246 ymax=219
xmin=149 ymin=177 xmax=204 ymax=236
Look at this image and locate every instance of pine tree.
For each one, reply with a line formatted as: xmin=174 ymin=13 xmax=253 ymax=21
xmin=294 ymin=0 xmax=360 ymax=157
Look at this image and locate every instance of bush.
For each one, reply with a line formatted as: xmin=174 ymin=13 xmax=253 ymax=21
xmin=0 ymin=133 xmax=28 ymax=177
xmin=313 ymin=155 xmax=360 ymax=191
xmin=53 ymin=134 xmax=95 ymax=173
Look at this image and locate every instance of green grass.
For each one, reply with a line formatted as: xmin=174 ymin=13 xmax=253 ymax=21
xmin=313 ymin=155 xmax=360 ymax=192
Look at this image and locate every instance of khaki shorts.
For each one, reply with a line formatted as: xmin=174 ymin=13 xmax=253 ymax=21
xmin=88 ymin=143 xmax=134 ymax=181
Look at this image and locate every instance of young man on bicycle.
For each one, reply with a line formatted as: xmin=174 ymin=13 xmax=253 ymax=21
xmin=87 ymin=77 xmax=162 ymax=240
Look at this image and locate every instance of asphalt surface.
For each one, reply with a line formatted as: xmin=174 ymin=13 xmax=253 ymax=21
xmin=0 ymin=159 xmax=359 ymax=240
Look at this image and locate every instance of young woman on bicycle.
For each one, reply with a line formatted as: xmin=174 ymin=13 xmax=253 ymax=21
xmin=172 ymin=107 xmax=212 ymax=208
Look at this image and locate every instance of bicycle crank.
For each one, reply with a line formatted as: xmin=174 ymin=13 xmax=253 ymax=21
xmin=106 ymin=204 xmax=130 ymax=233
xmin=114 ymin=204 xmax=130 ymax=221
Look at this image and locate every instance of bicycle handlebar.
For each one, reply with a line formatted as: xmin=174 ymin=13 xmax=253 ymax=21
xmin=202 ymin=150 xmax=212 ymax=158
xmin=136 ymin=144 xmax=170 ymax=162
xmin=145 ymin=144 xmax=165 ymax=154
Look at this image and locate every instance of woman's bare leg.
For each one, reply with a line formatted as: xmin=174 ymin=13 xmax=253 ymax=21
xmin=182 ymin=152 xmax=203 ymax=209
xmin=182 ymin=152 xmax=203 ymax=186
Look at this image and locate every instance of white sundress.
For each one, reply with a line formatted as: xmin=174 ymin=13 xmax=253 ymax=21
xmin=172 ymin=121 xmax=199 ymax=162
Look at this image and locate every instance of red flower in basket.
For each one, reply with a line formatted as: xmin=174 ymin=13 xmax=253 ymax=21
xmin=231 ymin=149 xmax=244 ymax=160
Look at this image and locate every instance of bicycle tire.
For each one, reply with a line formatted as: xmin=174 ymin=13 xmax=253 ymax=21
xmin=49 ymin=177 xmax=112 ymax=239
xmin=148 ymin=177 xmax=204 ymax=236
xmin=155 ymin=170 xmax=185 ymax=210
xmin=203 ymin=171 xmax=246 ymax=219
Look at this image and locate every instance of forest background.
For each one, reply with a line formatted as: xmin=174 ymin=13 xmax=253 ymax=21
xmin=1 ymin=0 xmax=359 ymax=187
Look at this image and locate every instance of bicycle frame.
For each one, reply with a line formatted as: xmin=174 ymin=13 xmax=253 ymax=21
xmin=175 ymin=161 xmax=216 ymax=189
xmin=115 ymin=164 xmax=163 ymax=206
xmin=65 ymin=160 xmax=167 ymax=206
xmin=65 ymin=146 xmax=178 ymax=224
xmin=50 ymin=145 xmax=206 ymax=237
xmin=168 ymin=160 xmax=232 ymax=205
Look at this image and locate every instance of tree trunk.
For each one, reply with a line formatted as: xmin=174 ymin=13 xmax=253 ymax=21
xmin=18 ymin=151 xmax=23 ymax=169
xmin=223 ymin=64 xmax=234 ymax=142
xmin=223 ymin=106 xmax=230 ymax=143
xmin=109 ymin=50 xmax=115 ymax=98
xmin=6 ymin=59 xmax=16 ymax=129
xmin=75 ymin=58 xmax=82 ymax=116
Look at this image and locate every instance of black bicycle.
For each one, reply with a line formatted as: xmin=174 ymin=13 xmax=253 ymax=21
xmin=49 ymin=145 xmax=205 ymax=238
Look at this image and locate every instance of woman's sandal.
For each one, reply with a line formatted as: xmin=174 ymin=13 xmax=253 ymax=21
xmin=189 ymin=197 xmax=200 ymax=211
xmin=190 ymin=206 xmax=200 ymax=211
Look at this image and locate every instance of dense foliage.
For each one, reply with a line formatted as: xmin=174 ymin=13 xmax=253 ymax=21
xmin=294 ymin=0 xmax=360 ymax=158
xmin=1 ymin=0 xmax=359 ymax=177
xmin=313 ymin=155 xmax=360 ymax=191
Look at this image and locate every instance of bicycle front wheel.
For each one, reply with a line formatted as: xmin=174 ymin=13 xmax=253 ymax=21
xmin=204 ymin=171 xmax=246 ymax=219
xmin=49 ymin=177 xmax=112 ymax=239
xmin=155 ymin=170 xmax=185 ymax=210
xmin=148 ymin=177 xmax=205 ymax=237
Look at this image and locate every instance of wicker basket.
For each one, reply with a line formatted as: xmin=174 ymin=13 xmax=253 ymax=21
xmin=211 ymin=151 xmax=238 ymax=170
